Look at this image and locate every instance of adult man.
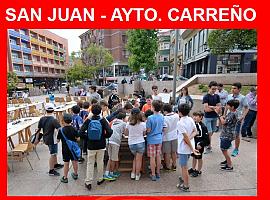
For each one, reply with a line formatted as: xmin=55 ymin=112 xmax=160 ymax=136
xmin=216 ymin=83 xmax=228 ymax=131
xmin=87 ymin=86 xmax=101 ymax=102
xmin=34 ymin=103 xmax=63 ymax=176
xmin=241 ymin=86 xmax=257 ymax=140
xmin=108 ymin=88 xmax=120 ymax=109
xmin=226 ymin=82 xmax=249 ymax=157
xmin=151 ymin=85 xmax=162 ymax=101
xmin=203 ymin=81 xmax=221 ymax=154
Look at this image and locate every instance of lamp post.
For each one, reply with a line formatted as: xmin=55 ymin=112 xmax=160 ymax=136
xmin=172 ymin=29 xmax=179 ymax=103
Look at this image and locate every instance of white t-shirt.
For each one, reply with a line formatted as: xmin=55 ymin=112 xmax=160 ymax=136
xmin=177 ymin=116 xmax=196 ymax=154
xmin=163 ymin=113 xmax=179 ymax=142
xmin=152 ymin=94 xmax=162 ymax=101
xmin=126 ymin=122 xmax=146 ymax=145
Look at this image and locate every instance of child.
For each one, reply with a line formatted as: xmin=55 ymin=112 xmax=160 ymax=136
xmin=57 ymin=113 xmax=79 ymax=183
xmin=79 ymin=104 xmax=113 ymax=191
xmin=177 ymin=103 xmax=199 ymax=192
xmin=146 ymin=100 xmax=164 ymax=181
xmin=142 ymin=95 xmax=152 ymax=113
xmin=162 ymin=103 xmax=179 ymax=171
xmin=100 ymin=100 xmax=110 ymax=118
xmin=71 ymin=105 xmax=84 ymax=163
xmin=80 ymin=101 xmax=90 ymax=121
xmin=216 ymin=99 xmax=239 ymax=171
xmin=189 ymin=111 xmax=209 ymax=177
xmin=104 ymin=112 xmax=127 ymax=179
xmin=125 ymin=108 xmax=146 ymax=181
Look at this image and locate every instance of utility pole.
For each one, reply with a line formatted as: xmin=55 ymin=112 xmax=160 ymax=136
xmin=172 ymin=29 xmax=179 ymax=103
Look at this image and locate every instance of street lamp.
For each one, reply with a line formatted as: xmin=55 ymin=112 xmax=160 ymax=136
xmin=172 ymin=29 xmax=179 ymax=103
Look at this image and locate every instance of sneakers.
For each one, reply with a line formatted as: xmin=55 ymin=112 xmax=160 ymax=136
xmin=71 ymin=172 xmax=78 ymax=180
xmin=204 ymin=147 xmax=212 ymax=154
xmin=78 ymin=157 xmax=85 ymax=164
xmin=151 ymin=175 xmax=157 ymax=181
xmin=220 ymin=160 xmax=227 ymax=166
xmin=247 ymin=135 xmax=253 ymax=138
xmin=49 ymin=169 xmax=60 ymax=176
xmin=131 ymin=172 xmax=136 ymax=180
xmin=103 ymin=174 xmax=116 ymax=181
xmin=60 ymin=176 xmax=68 ymax=183
xmin=231 ymin=149 xmax=239 ymax=157
xmin=135 ymin=173 xmax=141 ymax=181
xmin=220 ymin=165 xmax=234 ymax=171
xmin=113 ymin=171 xmax=121 ymax=177
xmin=178 ymin=176 xmax=184 ymax=185
xmin=156 ymin=173 xmax=160 ymax=180
xmin=176 ymin=183 xmax=190 ymax=192
xmin=54 ymin=163 xmax=64 ymax=170
xmin=191 ymin=170 xmax=201 ymax=177
xmin=97 ymin=179 xmax=105 ymax=185
xmin=85 ymin=183 xmax=92 ymax=191
xmin=163 ymin=166 xmax=171 ymax=171
xmin=171 ymin=165 xmax=177 ymax=171
xmin=188 ymin=168 xmax=195 ymax=174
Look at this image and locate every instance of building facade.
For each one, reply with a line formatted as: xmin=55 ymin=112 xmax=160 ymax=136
xmin=170 ymin=29 xmax=183 ymax=77
xmin=181 ymin=29 xmax=257 ymax=78
xmin=79 ymin=29 xmax=131 ymax=82
xmin=7 ymin=29 xmax=69 ymax=88
xmin=157 ymin=30 xmax=171 ymax=75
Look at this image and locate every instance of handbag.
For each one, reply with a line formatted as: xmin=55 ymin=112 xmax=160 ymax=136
xmin=60 ymin=128 xmax=81 ymax=159
xmin=30 ymin=132 xmax=43 ymax=144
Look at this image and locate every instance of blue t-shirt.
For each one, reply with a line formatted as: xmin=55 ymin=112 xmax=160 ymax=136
xmin=72 ymin=114 xmax=83 ymax=131
xmin=203 ymin=93 xmax=220 ymax=118
xmin=146 ymin=113 xmax=164 ymax=145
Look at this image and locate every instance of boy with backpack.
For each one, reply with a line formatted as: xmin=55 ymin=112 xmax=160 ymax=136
xmin=57 ymin=113 xmax=80 ymax=183
xmin=79 ymin=104 xmax=113 ymax=191
xmin=71 ymin=105 xmax=84 ymax=163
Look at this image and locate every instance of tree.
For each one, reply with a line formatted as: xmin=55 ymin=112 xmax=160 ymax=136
xmin=126 ymin=29 xmax=158 ymax=73
xmin=208 ymin=29 xmax=257 ymax=55
xmin=7 ymin=71 xmax=18 ymax=91
xmin=82 ymin=44 xmax=113 ymax=82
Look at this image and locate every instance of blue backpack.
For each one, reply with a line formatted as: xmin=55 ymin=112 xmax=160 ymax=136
xmin=88 ymin=118 xmax=102 ymax=140
xmin=60 ymin=128 xmax=81 ymax=159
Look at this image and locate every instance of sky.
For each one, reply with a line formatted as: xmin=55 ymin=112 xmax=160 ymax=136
xmin=48 ymin=29 xmax=88 ymax=54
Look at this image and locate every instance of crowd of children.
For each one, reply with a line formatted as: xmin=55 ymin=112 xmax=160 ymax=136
xmin=34 ymin=82 xmax=255 ymax=192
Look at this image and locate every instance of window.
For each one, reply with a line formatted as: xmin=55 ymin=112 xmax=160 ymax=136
xmin=12 ymin=52 xmax=19 ymax=59
xmin=163 ymin=66 xmax=169 ymax=74
xmin=184 ymin=43 xmax=188 ymax=60
xmin=24 ymin=66 xmax=31 ymax=72
xmin=20 ymin=29 xmax=26 ymax=35
xmin=21 ymin=42 xmax=28 ymax=48
xmin=10 ymin=39 xmax=17 ymax=45
xmin=188 ymin=39 xmax=192 ymax=58
xmin=159 ymin=42 xmax=170 ymax=50
xmin=159 ymin=55 xmax=169 ymax=62
xmin=198 ymin=30 xmax=205 ymax=53
xmin=23 ymin=54 xmax=29 ymax=60
xmin=14 ymin=65 xmax=21 ymax=71
xmin=193 ymin=34 xmax=198 ymax=56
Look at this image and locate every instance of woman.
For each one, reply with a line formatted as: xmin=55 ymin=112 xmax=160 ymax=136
xmin=175 ymin=87 xmax=194 ymax=110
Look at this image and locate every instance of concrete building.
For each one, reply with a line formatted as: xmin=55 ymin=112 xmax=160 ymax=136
xmin=7 ymin=29 xmax=69 ymax=88
xmin=181 ymin=29 xmax=257 ymax=78
xmin=157 ymin=30 xmax=171 ymax=75
xmin=169 ymin=29 xmax=183 ymax=76
xmin=79 ymin=29 xmax=131 ymax=82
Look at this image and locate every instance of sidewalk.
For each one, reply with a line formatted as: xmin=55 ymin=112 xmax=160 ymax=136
xmin=7 ymin=132 xmax=257 ymax=196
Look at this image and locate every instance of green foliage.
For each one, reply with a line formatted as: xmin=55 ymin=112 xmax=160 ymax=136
xmin=208 ymin=29 xmax=257 ymax=55
xmin=126 ymin=29 xmax=158 ymax=73
xmin=7 ymin=71 xmax=18 ymax=91
xmin=198 ymin=84 xmax=208 ymax=93
xmin=198 ymin=84 xmax=205 ymax=90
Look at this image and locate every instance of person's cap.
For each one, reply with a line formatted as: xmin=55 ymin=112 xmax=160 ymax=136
xmin=45 ymin=103 xmax=55 ymax=111
xmin=131 ymin=108 xmax=140 ymax=115
xmin=63 ymin=113 xmax=72 ymax=123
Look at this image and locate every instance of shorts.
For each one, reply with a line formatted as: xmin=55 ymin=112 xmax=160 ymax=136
xmin=178 ymin=154 xmax=190 ymax=167
xmin=235 ymin=120 xmax=243 ymax=136
xmin=204 ymin=117 xmax=218 ymax=133
xmin=191 ymin=147 xmax=204 ymax=159
xmin=48 ymin=144 xmax=58 ymax=155
xmin=129 ymin=142 xmax=145 ymax=155
xmin=107 ymin=143 xmax=120 ymax=161
xmin=162 ymin=139 xmax=178 ymax=154
xmin=62 ymin=149 xmax=77 ymax=162
xmin=147 ymin=144 xmax=162 ymax=158
xmin=220 ymin=138 xmax=232 ymax=151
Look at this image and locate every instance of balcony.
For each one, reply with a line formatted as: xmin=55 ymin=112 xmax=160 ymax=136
xmin=53 ymin=46 xmax=58 ymax=51
xmin=24 ymin=71 xmax=34 ymax=77
xmin=47 ymin=54 xmax=54 ymax=59
xmin=39 ymin=41 xmax=46 ymax=47
xmin=32 ymin=50 xmax=40 ymax=56
xmin=40 ymin=52 xmax=47 ymax=57
xmin=32 ymin=60 xmax=41 ymax=65
xmin=14 ymin=71 xmax=24 ymax=76
xmin=59 ymin=57 xmax=65 ymax=62
xmin=59 ymin=48 xmax=64 ymax=52
xmin=12 ymin=58 xmax=23 ymax=64
xmin=30 ymin=37 xmax=39 ymax=45
xmin=46 ymin=44 xmax=53 ymax=49
xmin=23 ymin=59 xmax=33 ymax=65
xmin=20 ymin=34 xmax=30 ymax=41
xmin=10 ymin=44 xmax=21 ymax=51
xmin=9 ymin=30 xmax=20 ymax=38
xmin=54 ymin=55 xmax=60 ymax=60
xmin=22 ymin=47 xmax=31 ymax=54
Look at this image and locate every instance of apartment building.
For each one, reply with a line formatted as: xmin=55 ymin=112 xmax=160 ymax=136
xmin=79 ymin=29 xmax=130 ymax=82
xmin=181 ymin=29 xmax=257 ymax=78
xmin=7 ymin=29 xmax=69 ymax=87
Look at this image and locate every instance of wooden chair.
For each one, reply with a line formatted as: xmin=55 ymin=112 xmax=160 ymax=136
xmin=59 ymin=97 xmax=65 ymax=104
xmin=11 ymin=99 xmax=18 ymax=104
xmin=80 ymin=97 xmax=86 ymax=102
xmin=28 ymin=105 xmax=40 ymax=117
xmin=24 ymin=98 xmax=32 ymax=104
xmin=73 ymin=96 xmax=79 ymax=102
xmin=45 ymin=97 xmax=49 ymax=103
xmin=12 ymin=110 xmax=21 ymax=121
xmin=66 ymin=96 xmax=72 ymax=102
xmin=18 ymin=98 xmax=25 ymax=104
xmin=55 ymin=97 xmax=60 ymax=103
